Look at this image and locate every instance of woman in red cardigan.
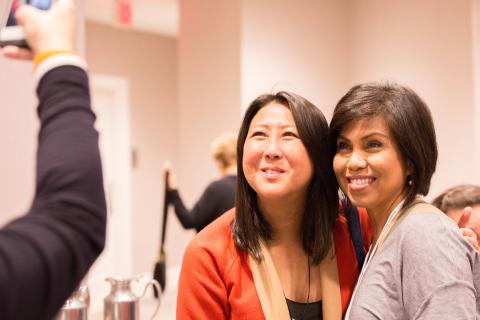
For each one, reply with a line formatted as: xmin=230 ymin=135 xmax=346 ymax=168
xmin=177 ymin=91 xmax=371 ymax=320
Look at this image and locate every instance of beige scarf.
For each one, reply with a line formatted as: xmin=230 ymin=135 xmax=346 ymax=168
xmin=248 ymin=239 xmax=342 ymax=320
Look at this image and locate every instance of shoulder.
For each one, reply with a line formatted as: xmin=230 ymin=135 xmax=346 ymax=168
xmin=399 ymin=205 xmax=458 ymax=238
xmin=184 ymin=209 xmax=239 ymax=265
xmin=207 ymin=176 xmax=236 ymax=190
xmin=393 ymin=204 xmax=474 ymax=259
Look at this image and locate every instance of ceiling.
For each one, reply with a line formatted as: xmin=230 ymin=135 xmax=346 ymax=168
xmin=84 ymin=0 xmax=179 ymax=37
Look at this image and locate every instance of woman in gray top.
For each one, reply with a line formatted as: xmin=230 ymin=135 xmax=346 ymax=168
xmin=329 ymin=82 xmax=479 ymax=319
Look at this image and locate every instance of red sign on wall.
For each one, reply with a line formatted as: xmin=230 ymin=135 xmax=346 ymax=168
xmin=117 ymin=0 xmax=132 ymax=26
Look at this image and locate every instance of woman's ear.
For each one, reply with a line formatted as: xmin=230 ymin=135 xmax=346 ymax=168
xmin=405 ymin=160 xmax=415 ymax=186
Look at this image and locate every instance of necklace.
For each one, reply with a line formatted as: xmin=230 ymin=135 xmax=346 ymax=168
xmin=286 ymin=256 xmax=311 ymax=320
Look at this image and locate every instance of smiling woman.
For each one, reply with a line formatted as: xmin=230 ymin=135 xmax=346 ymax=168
xmin=333 ymin=116 xmax=410 ymax=235
xmin=242 ymin=102 xmax=313 ymax=203
xmin=176 ymin=91 xmax=372 ymax=320
xmin=328 ymin=82 xmax=480 ymax=319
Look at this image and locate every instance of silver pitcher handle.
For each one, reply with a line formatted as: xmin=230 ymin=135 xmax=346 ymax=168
xmin=140 ymin=279 xmax=161 ymax=320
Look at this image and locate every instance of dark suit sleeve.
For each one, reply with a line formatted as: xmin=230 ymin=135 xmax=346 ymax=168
xmin=0 ymin=66 xmax=107 ymax=320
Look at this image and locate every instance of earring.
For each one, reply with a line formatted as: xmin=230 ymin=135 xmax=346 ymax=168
xmin=407 ymin=177 xmax=413 ymax=186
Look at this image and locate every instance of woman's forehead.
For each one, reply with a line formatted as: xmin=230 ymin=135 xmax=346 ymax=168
xmin=249 ymin=102 xmax=294 ymax=127
xmin=340 ymin=115 xmax=389 ymax=135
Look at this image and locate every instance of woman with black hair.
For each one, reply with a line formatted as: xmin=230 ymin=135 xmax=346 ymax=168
xmin=329 ymin=82 xmax=479 ymax=319
xmin=176 ymin=91 xmax=371 ymax=320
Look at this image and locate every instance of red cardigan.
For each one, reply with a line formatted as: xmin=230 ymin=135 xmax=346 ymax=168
xmin=177 ymin=208 xmax=371 ymax=319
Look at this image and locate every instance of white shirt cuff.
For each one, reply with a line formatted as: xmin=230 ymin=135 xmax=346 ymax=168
xmin=34 ymin=54 xmax=88 ymax=85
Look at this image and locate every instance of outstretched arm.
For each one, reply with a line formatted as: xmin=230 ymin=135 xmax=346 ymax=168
xmin=0 ymin=1 xmax=106 ymax=318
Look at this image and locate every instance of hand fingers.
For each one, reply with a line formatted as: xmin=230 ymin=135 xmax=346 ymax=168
xmin=460 ymin=228 xmax=480 ymax=252
xmin=52 ymin=0 xmax=76 ymax=14
xmin=14 ymin=4 xmax=41 ymax=27
xmin=460 ymin=227 xmax=476 ymax=238
xmin=465 ymin=236 xmax=480 ymax=252
xmin=1 ymin=46 xmax=34 ymax=60
xmin=457 ymin=207 xmax=472 ymax=228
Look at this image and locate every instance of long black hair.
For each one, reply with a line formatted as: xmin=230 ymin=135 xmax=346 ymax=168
xmin=233 ymin=91 xmax=339 ymax=265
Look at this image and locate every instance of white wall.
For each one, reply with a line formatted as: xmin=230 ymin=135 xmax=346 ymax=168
xmin=347 ymin=0 xmax=477 ymax=198
xmin=0 ymin=59 xmax=36 ymax=224
xmin=239 ymin=0 xmax=479 ymax=198
xmin=176 ymin=0 xmax=242 ymax=265
xmin=473 ymin=0 xmax=480 ymax=182
xmin=85 ymin=22 xmax=178 ymax=274
xmin=241 ymin=0 xmax=350 ymax=119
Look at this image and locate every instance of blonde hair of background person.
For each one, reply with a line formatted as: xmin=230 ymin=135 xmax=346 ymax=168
xmin=210 ymin=133 xmax=237 ymax=176
xmin=432 ymin=184 xmax=480 ymax=248
xmin=0 ymin=0 xmax=106 ymax=319
xmin=164 ymin=133 xmax=237 ymax=232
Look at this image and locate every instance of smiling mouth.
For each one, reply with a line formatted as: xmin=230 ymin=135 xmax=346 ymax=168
xmin=347 ymin=177 xmax=375 ymax=190
xmin=261 ymin=168 xmax=285 ymax=179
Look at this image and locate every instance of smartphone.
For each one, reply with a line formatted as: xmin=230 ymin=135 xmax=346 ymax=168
xmin=0 ymin=0 xmax=53 ymax=48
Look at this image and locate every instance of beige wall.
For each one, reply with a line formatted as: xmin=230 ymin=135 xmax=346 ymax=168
xmin=347 ymin=0 xmax=477 ymax=197
xmin=85 ymin=22 xmax=178 ymax=274
xmin=241 ymin=0 xmax=350 ymax=119
xmin=175 ymin=0 xmax=242 ymax=265
xmin=474 ymin=0 xmax=480 ymax=182
xmin=0 ymin=59 xmax=37 ymax=224
xmin=239 ymin=0 xmax=479 ymax=198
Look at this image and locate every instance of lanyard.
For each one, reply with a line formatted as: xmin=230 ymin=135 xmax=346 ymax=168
xmin=344 ymin=199 xmax=406 ymax=320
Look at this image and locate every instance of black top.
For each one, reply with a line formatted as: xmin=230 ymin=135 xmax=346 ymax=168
xmin=0 ymin=66 xmax=106 ymax=319
xmin=168 ymin=175 xmax=236 ymax=232
xmin=286 ymin=298 xmax=322 ymax=320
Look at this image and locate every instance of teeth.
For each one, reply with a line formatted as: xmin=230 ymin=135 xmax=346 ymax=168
xmin=266 ymin=169 xmax=280 ymax=174
xmin=349 ymin=178 xmax=373 ymax=185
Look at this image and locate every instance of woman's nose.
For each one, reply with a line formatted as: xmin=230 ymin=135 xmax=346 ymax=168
xmin=264 ymin=138 xmax=282 ymax=160
xmin=347 ymin=151 xmax=367 ymax=171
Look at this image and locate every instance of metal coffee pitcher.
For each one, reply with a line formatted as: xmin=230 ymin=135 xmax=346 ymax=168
xmin=104 ymin=276 xmax=161 ymax=320
xmin=55 ymin=285 xmax=90 ymax=320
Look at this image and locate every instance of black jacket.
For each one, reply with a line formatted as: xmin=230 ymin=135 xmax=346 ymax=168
xmin=169 ymin=175 xmax=236 ymax=232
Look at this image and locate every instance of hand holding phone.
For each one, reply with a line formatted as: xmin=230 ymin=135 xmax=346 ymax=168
xmin=1 ymin=0 xmax=54 ymax=49
xmin=1 ymin=0 xmax=76 ymax=60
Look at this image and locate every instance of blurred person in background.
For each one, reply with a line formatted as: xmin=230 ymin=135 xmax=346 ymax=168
xmin=0 ymin=0 xmax=106 ymax=318
xmin=432 ymin=184 xmax=480 ymax=247
xmin=164 ymin=133 xmax=237 ymax=232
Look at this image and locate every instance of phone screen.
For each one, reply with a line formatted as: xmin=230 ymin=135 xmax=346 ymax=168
xmin=0 ymin=0 xmax=52 ymax=47
xmin=7 ymin=0 xmax=52 ymax=26
xmin=7 ymin=0 xmax=52 ymax=27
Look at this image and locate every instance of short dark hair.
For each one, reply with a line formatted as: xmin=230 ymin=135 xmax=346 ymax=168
xmin=432 ymin=184 xmax=480 ymax=213
xmin=233 ymin=91 xmax=339 ymax=265
xmin=328 ymin=82 xmax=438 ymax=208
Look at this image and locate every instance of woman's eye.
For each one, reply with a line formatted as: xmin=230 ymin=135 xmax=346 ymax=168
xmin=283 ymin=131 xmax=298 ymax=138
xmin=366 ymin=140 xmax=382 ymax=148
xmin=337 ymin=141 xmax=350 ymax=151
xmin=251 ymin=131 xmax=266 ymax=138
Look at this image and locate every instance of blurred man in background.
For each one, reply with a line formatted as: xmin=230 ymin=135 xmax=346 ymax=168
xmin=432 ymin=184 xmax=480 ymax=248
